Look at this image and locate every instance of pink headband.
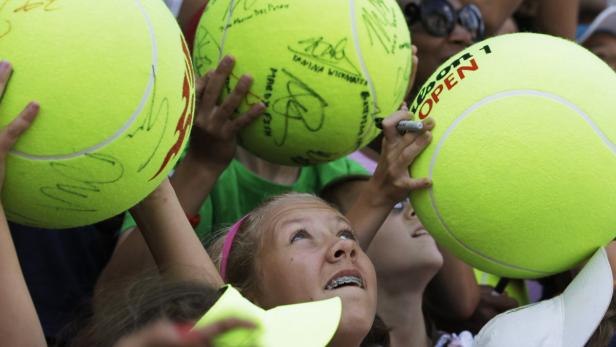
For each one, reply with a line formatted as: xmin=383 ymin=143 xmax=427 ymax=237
xmin=219 ymin=215 xmax=249 ymax=282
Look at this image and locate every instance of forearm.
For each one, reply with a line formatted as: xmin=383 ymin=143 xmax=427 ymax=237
xmin=534 ymin=0 xmax=579 ymax=40
xmin=346 ymin=182 xmax=394 ymax=249
xmin=0 ymin=207 xmax=45 ymax=347
xmin=133 ymin=179 xmax=223 ymax=287
xmin=94 ymin=228 xmax=156 ymax=300
xmin=170 ymin=153 xmax=224 ymax=215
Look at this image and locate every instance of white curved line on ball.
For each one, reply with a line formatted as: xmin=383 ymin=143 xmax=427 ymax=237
xmin=11 ymin=0 xmax=158 ymax=160
xmin=350 ymin=0 xmax=379 ymax=116
xmin=428 ymin=89 xmax=615 ymax=274
xmin=218 ymin=0 xmax=236 ymax=62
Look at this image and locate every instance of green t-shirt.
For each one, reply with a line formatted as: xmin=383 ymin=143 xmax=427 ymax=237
xmin=122 ymin=157 xmax=368 ymax=239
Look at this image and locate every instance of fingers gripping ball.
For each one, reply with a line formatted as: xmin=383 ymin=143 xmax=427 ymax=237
xmin=408 ymin=33 xmax=616 ymax=279
xmin=0 ymin=0 xmax=194 ymax=228
xmin=194 ymin=0 xmax=412 ymax=165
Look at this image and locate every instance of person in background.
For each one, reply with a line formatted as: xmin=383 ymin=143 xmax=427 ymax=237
xmin=395 ymin=0 xmax=553 ymax=335
xmin=396 ymin=0 xmax=513 ymax=334
xmin=578 ymin=5 xmax=616 ymax=70
xmin=467 ymin=0 xmax=580 ymax=39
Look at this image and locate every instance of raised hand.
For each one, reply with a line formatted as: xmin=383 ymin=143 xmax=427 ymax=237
xmin=188 ymin=55 xmax=266 ymax=172
xmin=0 ymin=60 xmax=39 ymax=192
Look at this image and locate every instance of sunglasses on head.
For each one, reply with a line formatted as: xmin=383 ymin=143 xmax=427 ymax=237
xmin=404 ymin=0 xmax=485 ymax=42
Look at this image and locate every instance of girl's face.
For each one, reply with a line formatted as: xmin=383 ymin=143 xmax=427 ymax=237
xmin=253 ymin=200 xmax=377 ymax=344
xmin=367 ymin=199 xmax=443 ymax=286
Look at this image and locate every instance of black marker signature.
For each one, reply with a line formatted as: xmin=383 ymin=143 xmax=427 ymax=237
xmin=222 ymin=0 xmax=260 ymax=20
xmin=5 ymin=208 xmax=44 ymax=226
xmin=288 ymin=36 xmax=361 ymax=75
xmin=39 ymin=153 xmax=124 ymax=212
xmin=0 ymin=19 xmax=10 ymax=39
xmin=125 ymin=66 xmax=172 ymax=173
xmin=136 ymin=98 xmax=170 ymax=174
xmin=269 ymin=68 xmax=328 ymax=147
xmin=362 ymin=0 xmax=398 ymax=54
xmin=194 ymin=26 xmax=221 ymax=74
xmin=393 ymin=58 xmax=411 ymax=103
xmin=0 ymin=0 xmax=60 ymax=40
xmin=12 ymin=0 xmax=59 ymax=12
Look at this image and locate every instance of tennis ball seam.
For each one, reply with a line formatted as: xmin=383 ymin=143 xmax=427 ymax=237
xmin=10 ymin=0 xmax=158 ymax=161
xmin=428 ymin=89 xmax=616 ymax=275
xmin=218 ymin=0 xmax=236 ymax=62
xmin=349 ymin=0 xmax=379 ymax=115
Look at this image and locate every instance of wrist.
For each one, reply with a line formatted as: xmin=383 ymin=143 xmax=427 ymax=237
xmin=174 ymin=152 xmax=228 ymax=183
xmin=185 ymin=212 xmax=201 ymax=229
xmin=170 ymin=153 xmax=226 ymax=216
xmin=360 ymin=178 xmax=398 ymax=209
xmin=183 ymin=150 xmax=231 ymax=175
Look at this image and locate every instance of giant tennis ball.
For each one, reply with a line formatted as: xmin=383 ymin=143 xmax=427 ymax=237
xmin=0 ymin=0 xmax=194 ymax=228
xmin=409 ymin=33 xmax=616 ymax=279
xmin=193 ymin=0 xmax=411 ymax=165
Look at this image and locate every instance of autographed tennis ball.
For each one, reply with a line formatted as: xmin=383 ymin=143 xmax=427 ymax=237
xmin=193 ymin=0 xmax=412 ymax=165
xmin=0 ymin=0 xmax=194 ymax=228
xmin=408 ymin=33 xmax=616 ymax=279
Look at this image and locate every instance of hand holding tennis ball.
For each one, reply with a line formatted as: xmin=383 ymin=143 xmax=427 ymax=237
xmin=0 ymin=0 xmax=194 ymax=228
xmin=409 ymin=33 xmax=616 ymax=278
xmin=188 ymin=56 xmax=266 ymax=173
xmin=371 ymin=107 xmax=434 ymax=207
xmin=193 ymin=0 xmax=413 ymax=165
xmin=0 ymin=61 xmax=38 ymax=193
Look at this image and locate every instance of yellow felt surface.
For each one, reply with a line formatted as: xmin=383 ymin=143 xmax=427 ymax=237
xmin=0 ymin=0 xmax=193 ymax=228
xmin=409 ymin=33 xmax=616 ymax=278
xmin=193 ymin=0 xmax=410 ymax=165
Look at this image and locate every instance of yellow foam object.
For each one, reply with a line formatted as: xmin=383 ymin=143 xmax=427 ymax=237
xmin=409 ymin=33 xmax=616 ymax=279
xmin=193 ymin=0 xmax=411 ymax=165
xmin=194 ymin=285 xmax=341 ymax=347
xmin=0 ymin=0 xmax=194 ymax=228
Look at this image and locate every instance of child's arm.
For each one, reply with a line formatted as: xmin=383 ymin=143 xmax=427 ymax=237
xmin=97 ymin=56 xmax=262 ymax=290
xmin=0 ymin=61 xmax=45 ymax=347
xmin=344 ymin=49 xmax=434 ymax=249
xmin=347 ymin=110 xmax=434 ymax=249
xmin=138 ymin=56 xmax=263 ymax=285
xmin=131 ymin=177 xmax=223 ymax=287
xmin=170 ymin=55 xmax=265 ymax=215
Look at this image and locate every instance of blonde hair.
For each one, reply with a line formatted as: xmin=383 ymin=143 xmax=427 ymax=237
xmin=209 ymin=193 xmax=335 ymax=297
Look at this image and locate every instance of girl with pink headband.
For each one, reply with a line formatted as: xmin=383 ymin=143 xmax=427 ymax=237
xmin=196 ymin=105 xmax=434 ymax=346
xmin=119 ymin=53 xmax=434 ymax=344
xmin=139 ymin=46 xmax=433 ymax=346
xmin=109 ymin=104 xmax=433 ymax=346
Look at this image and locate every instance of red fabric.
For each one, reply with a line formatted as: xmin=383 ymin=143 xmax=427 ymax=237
xmin=186 ymin=213 xmax=202 ymax=229
xmin=186 ymin=2 xmax=208 ymax=53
